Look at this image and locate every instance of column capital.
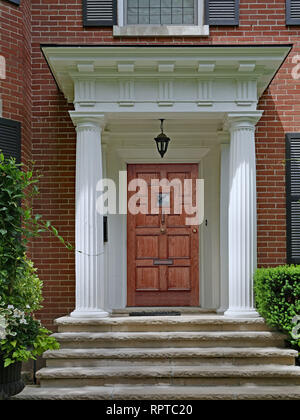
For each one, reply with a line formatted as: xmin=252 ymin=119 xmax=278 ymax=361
xmin=224 ymin=111 xmax=264 ymax=132
xmin=217 ymin=130 xmax=230 ymax=144
xmin=69 ymin=111 xmax=106 ymax=130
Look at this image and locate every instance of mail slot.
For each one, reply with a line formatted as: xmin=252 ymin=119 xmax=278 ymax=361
xmin=153 ymin=259 xmax=174 ymax=266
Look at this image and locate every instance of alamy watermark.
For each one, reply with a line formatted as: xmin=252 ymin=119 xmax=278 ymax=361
xmin=0 ymin=314 xmax=6 ymax=340
xmin=291 ymin=55 xmax=300 ymax=80
xmin=291 ymin=315 xmax=300 ymax=340
xmin=0 ymin=56 xmax=6 ymax=80
xmin=96 ymin=171 xmax=204 ymax=226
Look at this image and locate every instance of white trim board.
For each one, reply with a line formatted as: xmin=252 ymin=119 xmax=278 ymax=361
xmin=115 ymin=146 xmax=210 ymax=164
xmin=114 ymin=0 xmax=208 ymax=37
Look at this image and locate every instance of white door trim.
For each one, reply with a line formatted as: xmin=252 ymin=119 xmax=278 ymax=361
xmin=115 ymin=149 xmax=207 ymax=309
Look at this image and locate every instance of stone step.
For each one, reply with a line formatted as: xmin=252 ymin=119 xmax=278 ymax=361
xmin=52 ymin=331 xmax=286 ymax=349
xmin=31 ymin=316 xmax=299 ymax=400
xmin=14 ymin=385 xmax=300 ymax=400
xmin=36 ymin=365 xmax=300 ymax=387
xmin=55 ymin=315 xmax=270 ymax=333
xmin=44 ymin=347 xmax=297 ymax=368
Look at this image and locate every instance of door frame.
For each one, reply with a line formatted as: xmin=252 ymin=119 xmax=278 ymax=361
xmin=126 ymin=162 xmax=202 ymax=308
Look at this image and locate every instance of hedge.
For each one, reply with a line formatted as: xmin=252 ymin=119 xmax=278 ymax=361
xmin=254 ymin=265 xmax=300 ymax=360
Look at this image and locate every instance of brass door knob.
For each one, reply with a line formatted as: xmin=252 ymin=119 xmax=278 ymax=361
xmin=192 ymin=228 xmax=197 ymax=233
xmin=160 ymin=228 xmax=166 ymax=233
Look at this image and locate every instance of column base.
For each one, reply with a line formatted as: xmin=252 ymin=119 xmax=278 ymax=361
xmin=224 ymin=308 xmax=260 ymax=319
xmin=216 ymin=307 xmax=227 ymax=315
xmin=70 ymin=309 xmax=109 ymax=318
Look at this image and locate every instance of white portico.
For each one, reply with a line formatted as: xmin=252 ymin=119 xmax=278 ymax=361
xmin=42 ymin=45 xmax=290 ymax=318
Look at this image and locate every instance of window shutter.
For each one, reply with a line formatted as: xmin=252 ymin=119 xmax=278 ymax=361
xmin=82 ymin=0 xmax=117 ymax=27
xmin=205 ymin=0 xmax=239 ymax=26
xmin=286 ymin=134 xmax=300 ymax=264
xmin=0 ymin=118 xmax=21 ymax=164
xmin=5 ymin=0 xmax=20 ymax=5
xmin=286 ymin=0 xmax=300 ymax=25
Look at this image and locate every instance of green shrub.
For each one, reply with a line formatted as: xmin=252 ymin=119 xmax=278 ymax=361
xmin=0 ymin=302 xmax=59 ymax=367
xmin=0 ymin=154 xmax=71 ymax=366
xmin=0 ymin=255 xmax=43 ymax=313
xmin=254 ymin=265 xmax=300 ymax=357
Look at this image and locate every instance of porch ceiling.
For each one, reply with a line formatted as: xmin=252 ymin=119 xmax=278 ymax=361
xmin=104 ymin=113 xmax=225 ymax=134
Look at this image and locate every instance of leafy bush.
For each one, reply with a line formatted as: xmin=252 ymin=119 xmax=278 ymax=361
xmin=0 ymin=154 xmax=72 ymax=367
xmin=0 ymin=154 xmax=72 ymax=309
xmin=0 ymin=302 xmax=59 ymax=367
xmin=0 ymin=255 xmax=43 ymax=313
xmin=254 ymin=265 xmax=300 ymax=357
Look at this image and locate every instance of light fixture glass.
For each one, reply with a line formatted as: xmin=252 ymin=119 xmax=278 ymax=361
xmin=154 ymin=119 xmax=171 ymax=158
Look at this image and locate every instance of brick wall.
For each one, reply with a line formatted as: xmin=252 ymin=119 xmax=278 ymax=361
xmin=0 ymin=0 xmax=32 ymax=162
xmin=2 ymin=0 xmax=300 ymax=327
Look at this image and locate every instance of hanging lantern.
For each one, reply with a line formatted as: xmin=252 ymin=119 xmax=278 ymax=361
xmin=154 ymin=119 xmax=171 ymax=158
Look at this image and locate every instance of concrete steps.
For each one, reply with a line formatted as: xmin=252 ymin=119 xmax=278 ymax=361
xmin=36 ymin=365 xmax=300 ymax=387
xmin=56 ymin=315 xmax=270 ymax=333
xmin=15 ymin=315 xmax=300 ymax=400
xmin=44 ymin=347 xmax=298 ymax=367
xmin=52 ymin=331 xmax=286 ymax=349
xmin=14 ymin=385 xmax=300 ymax=400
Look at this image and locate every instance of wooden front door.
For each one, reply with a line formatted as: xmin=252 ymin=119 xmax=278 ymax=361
xmin=127 ymin=164 xmax=199 ymax=307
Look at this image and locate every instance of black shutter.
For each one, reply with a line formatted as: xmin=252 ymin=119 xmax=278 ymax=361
xmin=83 ymin=0 xmax=117 ymax=27
xmin=5 ymin=0 xmax=20 ymax=5
xmin=6 ymin=0 xmax=21 ymax=6
xmin=0 ymin=118 xmax=21 ymax=164
xmin=205 ymin=0 xmax=239 ymax=26
xmin=286 ymin=134 xmax=300 ymax=264
xmin=286 ymin=0 xmax=300 ymax=25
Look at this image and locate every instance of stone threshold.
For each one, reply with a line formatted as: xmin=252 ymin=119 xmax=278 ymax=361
xmin=111 ymin=307 xmax=216 ymax=317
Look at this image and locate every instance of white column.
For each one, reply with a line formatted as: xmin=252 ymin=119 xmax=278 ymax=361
xmin=70 ymin=116 xmax=108 ymax=318
xmin=224 ymin=112 xmax=263 ymax=318
xmin=218 ymin=143 xmax=230 ymax=314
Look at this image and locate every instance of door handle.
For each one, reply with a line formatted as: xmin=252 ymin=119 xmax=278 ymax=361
xmin=160 ymin=228 xmax=166 ymax=234
xmin=192 ymin=228 xmax=197 ymax=233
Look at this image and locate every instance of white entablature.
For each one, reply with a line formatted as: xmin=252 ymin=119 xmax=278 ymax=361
xmin=42 ymin=45 xmax=291 ymax=116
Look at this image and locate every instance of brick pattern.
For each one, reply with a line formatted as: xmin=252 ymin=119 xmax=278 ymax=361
xmin=0 ymin=0 xmax=32 ymax=162
xmin=1 ymin=0 xmax=300 ymax=328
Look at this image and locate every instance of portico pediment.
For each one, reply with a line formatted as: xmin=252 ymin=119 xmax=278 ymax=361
xmin=42 ymin=45 xmax=291 ymax=116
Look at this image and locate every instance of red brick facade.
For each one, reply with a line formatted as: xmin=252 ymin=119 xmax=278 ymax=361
xmin=1 ymin=0 xmax=32 ymax=161
xmin=1 ymin=0 xmax=299 ymax=328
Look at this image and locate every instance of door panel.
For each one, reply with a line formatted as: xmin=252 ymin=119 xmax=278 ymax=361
xmin=168 ymin=234 xmax=190 ymax=258
xmin=168 ymin=267 xmax=191 ymax=290
xmin=127 ymin=164 xmax=199 ymax=307
xmin=136 ymin=235 xmax=159 ymax=259
xmin=136 ymin=267 xmax=159 ymax=291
